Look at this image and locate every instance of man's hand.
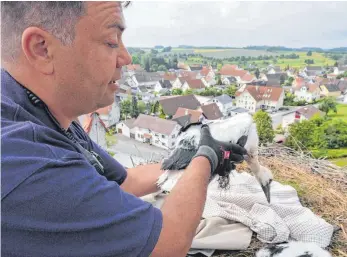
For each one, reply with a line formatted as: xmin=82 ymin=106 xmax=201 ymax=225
xmin=193 ymin=125 xmax=247 ymax=175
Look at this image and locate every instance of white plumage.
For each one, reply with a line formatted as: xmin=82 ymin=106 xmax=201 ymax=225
xmin=158 ymin=112 xmax=273 ymax=202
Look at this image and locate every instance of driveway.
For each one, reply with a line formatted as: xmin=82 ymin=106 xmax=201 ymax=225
xmin=110 ymin=134 xmax=169 ymax=162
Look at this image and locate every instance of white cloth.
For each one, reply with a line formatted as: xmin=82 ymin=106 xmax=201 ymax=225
xmin=203 ymin=171 xmax=333 ymax=247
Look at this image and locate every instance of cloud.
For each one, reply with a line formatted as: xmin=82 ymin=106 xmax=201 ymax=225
xmin=123 ymin=1 xmax=347 ymax=48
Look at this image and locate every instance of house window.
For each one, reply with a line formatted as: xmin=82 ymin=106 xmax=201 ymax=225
xmin=141 ymin=135 xmax=144 ymax=139
xmin=162 ymin=142 xmax=166 ymax=146
xmin=137 ymin=133 xmax=140 ymax=138
xmin=172 ymin=134 xmax=175 ymax=139
xmin=161 ymin=135 xmax=165 ymax=139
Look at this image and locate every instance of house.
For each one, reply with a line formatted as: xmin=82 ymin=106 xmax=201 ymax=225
xmin=177 ymin=62 xmax=191 ymax=71
xmin=161 ymin=72 xmax=178 ymax=83
xmin=172 ymin=77 xmax=186 ymax=89
xmin=333 ymin=66 xmax=347 ymax=75
xmin=338 ymin=80 xmax=347 ymax=94
xmin=173 ymin=107 xmax=204 ymax=123
xmin=198 ymin=66 xmax=215 ymax=80
xmin=222 ymin=76 xmax=237 ymax=85
xmin=131 ymin=114 xmax=181 ymax=149
xmin=286 ymin=68 xmax=296 ymax=77
xmin=116 ymin=92 xmax=131 ymax=102
xmin=293 ymin=83 xmax=321 ymax=102
xmin=124 ymin=64 xmax=144 ymax=76
xmin=235 ymin=85 xmax=285 ymax=113
xmin=194 ymin=95 xmax=213 ymax=106
xmin=206 ymin=94 xmax=233 ymax=116
xmin=199 ymin=103 xmax=223 ymax=120
xmin=95 ymin=101 xmax=121 ymax=128
xmin=116 ymin=118 xmax=136 ymax=138
xmin=303 ymin=66 xmax=325 ymax=77
xmin=158 ymin=94 xmax=201 ymax=116
xmin=319 ymin=84 xmax=341 ymax=97
xmin=182 ymin=79 xmax=206 ymax=91
xmin=282 ymin=106 xmax=325 ymax=129
xmin=264 ymin=73 xmax=288 ymax=87
xmin=178 ymin=70 xmax=199 ymax=80
xmin=79 ymin=112 xmax=108 ymax=149
xmin=190 ymin=64 xmax=203 ymax=71
xmin=267 ymin=66 xmax=281 ymax=74
xmin=127 ymin=71 xmax=162 ymax=89
xmin=219 ymin=64 xmax=238 ymax=80
xmin=154 ymin=79 xmax=172 ymax=93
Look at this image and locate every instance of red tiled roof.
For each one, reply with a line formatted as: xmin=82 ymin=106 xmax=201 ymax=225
xmin=219 ymin=64 xmax=239 ymax=76
xmin=185 ymin=79 xmax=205 ymax=89
xmin=200 ymin=66 xmax=212 ymax=76
xmin=236 ymin=85 xmax=284 ymax=102
xmin=132 ymin=114 xmax=178 ymax=135
xmin=162 ymin=72 xmax=177 ymax=81
xmin=173 ymin=108 xmax=203 ymax=123
xmin=200 ymin=103 xmax=223 ymax=120
xmin=241 ymin=73 xmax=255 ymax=82
xmin=179 ymin=70 xmax=198 ymax=79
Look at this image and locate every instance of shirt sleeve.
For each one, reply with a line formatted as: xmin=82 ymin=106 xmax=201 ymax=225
xmin=89 ymin=138 xmax=128 ymax=185
xmin=1 ymin=153 xmax=163 ymax=257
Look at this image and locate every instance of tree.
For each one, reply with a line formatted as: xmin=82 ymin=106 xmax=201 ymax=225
xmin=253 ymin=110 xmax=275 ymax=145
xmin=304 ymin=59 xmax=314 ymax=64
xmin=255 ymin=68 xmax=260 ymax=79
xmin=223 ymin=85 xmax=237 ymax=97
xmin=307 ymin=50 xmax=312 ymax=56
xmin=131 ymin=55 xmax=140 ymax=64
xmin=151 ymin=49 xmax=158 ymax=55
xmin=334 ymin=61 xmax=339 ymax=67
xmin=157 ymin=65 xmax=167 ymax=72
xmin=183 ymin=89 xmax=193 ymax=95
xmin=318 ymin=97 xmax=337 ymax=115
xmin=131 ymin=96 xmax=139 ymax=118
xmin=172 ymin=88 xmax=183 ymax=95
xmin=285 ymin=120 xmax=316 ymax=150
xmin=120 ymin=97 xmax=131 ymax=120
xmin=137 ymin=100 xmax=146 ymax=114
xmin=337 ymin=71 xmax=347 ymax=79
xmin=151 ymin=101 xmax=160 ymax=114
xmin=150 ymin=63 xmax=159 ymax=72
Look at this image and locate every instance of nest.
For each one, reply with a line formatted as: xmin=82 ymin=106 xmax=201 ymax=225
xmin=220 ymin=144 xmax=347 ymax=257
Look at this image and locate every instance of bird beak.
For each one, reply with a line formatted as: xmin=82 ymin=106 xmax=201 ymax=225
xmin=261 ymin=181 xmax=272 ymax=203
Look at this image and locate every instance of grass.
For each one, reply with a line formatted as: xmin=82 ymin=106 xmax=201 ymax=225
xmin=330 ymin=104 xmax=347 ymax=122
xmin=332 ymin=158 xmax=347 ymax=167
xmin=312 ymin=148 xmax=347 ymax=159
xmin=105 ymin=133 xmax=117 ymax=147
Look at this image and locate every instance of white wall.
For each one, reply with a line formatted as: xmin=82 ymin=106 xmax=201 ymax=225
xmin=236 ymin=91 xmax=257 ymax=113
xmin=88 ymin=114 xmax=107 ymax=150
xmin=282 ymin=112 xmax=307 ymax=129
xmin=116 ymin=122 xmax=131 ymax=137
xmin=172 ymin=78 xmax=183 ymax=89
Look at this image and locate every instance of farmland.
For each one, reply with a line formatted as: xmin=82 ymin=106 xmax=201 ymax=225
xmin=159 ymin=48 xmax=337 ymax=70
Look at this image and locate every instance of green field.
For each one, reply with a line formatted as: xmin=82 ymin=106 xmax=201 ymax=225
xmin=330 ymin=104 xmax=347 ymax=122
xmin=167 ymin=48 xmax=337 ymax=69
xmin=331 ymin=158 xmax=347 ymax=167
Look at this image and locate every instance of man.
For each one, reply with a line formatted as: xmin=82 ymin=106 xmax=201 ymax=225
xmin=1 ymin=2 xmax=246 ymax=256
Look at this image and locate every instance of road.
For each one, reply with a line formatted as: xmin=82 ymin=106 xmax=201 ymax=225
xmin=110 ymin=134 xmax=169 ymax=162
xmin=269 ymin=106 xmax=301 ymax=129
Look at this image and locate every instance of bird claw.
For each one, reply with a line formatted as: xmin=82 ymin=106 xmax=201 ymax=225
xmin=261 ymin=180 xmax=272 ymax=203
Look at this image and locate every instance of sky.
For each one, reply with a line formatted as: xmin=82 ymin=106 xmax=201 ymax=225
xmin=122 ymin=1 xmax=347 ymax=49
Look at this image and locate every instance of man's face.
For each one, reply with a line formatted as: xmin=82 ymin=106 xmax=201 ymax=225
xmin=53 ymin=2 xmax=131 ymax=115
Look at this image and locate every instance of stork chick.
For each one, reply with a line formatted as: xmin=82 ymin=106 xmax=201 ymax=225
xmin=159 ymin=113 xmax=273 ymax=203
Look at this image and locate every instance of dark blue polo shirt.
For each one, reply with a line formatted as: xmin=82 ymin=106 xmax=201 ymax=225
xmin=1 ymin=69 xmax=162 ymax=257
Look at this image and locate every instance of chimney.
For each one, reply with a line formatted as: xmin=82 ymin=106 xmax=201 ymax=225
xmin=256 ymin=85 xmax=259 ymax=91
xmin=185 ymin=109 xmax=188 ymax=115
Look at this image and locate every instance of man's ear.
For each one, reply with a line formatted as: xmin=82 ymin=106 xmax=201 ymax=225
xmin=21 ymin=27 xmax=54 ymax=75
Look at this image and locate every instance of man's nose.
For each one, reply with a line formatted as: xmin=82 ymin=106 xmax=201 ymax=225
xmin=117 ymin=43 xmax=132 ymax=68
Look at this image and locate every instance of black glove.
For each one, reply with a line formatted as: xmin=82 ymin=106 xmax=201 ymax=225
xmin=192 ymin=124 xmax=247 ymax=175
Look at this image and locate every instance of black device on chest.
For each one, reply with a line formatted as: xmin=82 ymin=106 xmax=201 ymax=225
xmin=25 ymin=89 xmax=105 ymax=175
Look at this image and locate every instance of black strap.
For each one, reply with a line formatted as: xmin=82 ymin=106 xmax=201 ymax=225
xmin=25 ymin=88 xmax=105 ymax=175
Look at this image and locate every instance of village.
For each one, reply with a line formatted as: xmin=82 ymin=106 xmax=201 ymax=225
xmin=77 ymin=55 xmax=347 ymax=168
